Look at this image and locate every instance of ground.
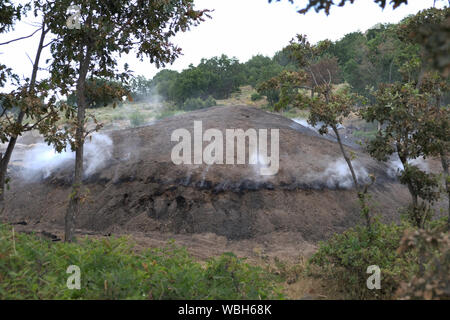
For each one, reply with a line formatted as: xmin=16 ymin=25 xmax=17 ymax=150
xmin=0 ymin=89 xmax=443 ymax=299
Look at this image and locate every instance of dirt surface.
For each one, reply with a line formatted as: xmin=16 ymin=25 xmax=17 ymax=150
xmin=2 ymin=105 xmax=415 ymax=260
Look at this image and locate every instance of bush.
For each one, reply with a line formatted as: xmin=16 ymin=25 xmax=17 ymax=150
xmin=309 ymin=219 xmax=417 ymax=299
xmin=396 ymin=224 xmax=449 ymax=300
xmin=154 ymin=109 xmax=183 ymax=120
xmin=129 ymin=111 xmax=146 ymax=127
xmin=251 ymin=92 xmax=262 ymax=101
xmin=181 ymin=96 xmax=216 ymax=111
xmin=0 ymin=224 xmax=283 ymax=299
xmin=204 ymin=95 xmax=217 ymax=108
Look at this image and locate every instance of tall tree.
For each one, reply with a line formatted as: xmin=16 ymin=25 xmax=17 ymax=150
xmin=40 ymin=0 xmax=210 ymax=242
xmin=362 ymin=82 xmax=442 ymax=228
xmin=0 ymin=2 xmax=70 ymax=207
xmin=261 ymin=35 xmax=375 ymax=229
xmin=269 ymin=0 xmax=409 ymax=15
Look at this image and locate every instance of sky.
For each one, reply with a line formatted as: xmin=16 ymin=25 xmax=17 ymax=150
xmin=0 ymin=0 xmax=444 ymax=89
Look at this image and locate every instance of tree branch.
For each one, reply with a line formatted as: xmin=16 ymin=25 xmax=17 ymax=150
xmin=0 ymin=28 xmax=42 ymax=46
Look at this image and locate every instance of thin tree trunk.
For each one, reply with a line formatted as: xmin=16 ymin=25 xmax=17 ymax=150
xmin=0 ymin=24 xmax=47 ymax=204
xmin=388 ymin=59 xmax=394 ymax=83
xmin=332 ymin=125 xmax=359 ymax=192
xmin=440 ymin=152 xmax=450 ymax=230
xmin=64 ymin=47 xmax=91 ymax=243
xmin=332 ymin=125 xmax=373 ymax=230
xmin=398 ymin=153 xmax=418 ymax=207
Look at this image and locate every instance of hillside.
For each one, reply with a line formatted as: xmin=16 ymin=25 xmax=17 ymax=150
xmin=3 ymin=106 xmax=414 ymax=260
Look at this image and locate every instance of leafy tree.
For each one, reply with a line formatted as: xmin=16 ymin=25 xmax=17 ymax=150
xmin=40 ymin=0 xmax=210 ymax=242
xmin=242 ymin=54 xmax=284 ymax=88
xmin=0 ymin=3 xmax=72 ymax=206
xmin=67 ymin=78 xmax=130 ymax=108
xmin=151 ymin=70 xmax=179 ymax=102
xmin=362 ymin=82 xmax=442 ymax=227
xmin=414 ymin=73 xmax=450 ymax=229
xmin=0 ymin=0 xmax=29 ymax=87
xmin=129 ymin=75 xmax=152 ymax=102
xmin=274 ymin=0 xmax=449 ymax=77
xmin=269 ymin=0 xmax=409 ymax=15
xmin=197 ymin=55 xmax=244 ymax=99
xmin=397 ymin=6 xmax=450 ymax=77
xmin=0 ymin=0 xmax=25 ymax=33
xmin=263 ymin=35 xmax=375 ymax=229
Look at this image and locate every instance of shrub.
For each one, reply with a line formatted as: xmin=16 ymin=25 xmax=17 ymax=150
xmin=181 ymin=96 xmax=216 ymax=111
xmin=251 ymin=92 xmax=262 ymax=101
xmin=309 ymin=219 xmax=417 ymax=299
xmin=0 ymin=224 xmax=283 ymax=299
xmin=396 ymin=224 xmax=449 ymax=300
xmin=154 ymin=109 xmax=183 ymax=120
xmin=204 ymin=96 xmax=217 ymax=108
xmin=129 ymin=111 xmax=146 ymax=127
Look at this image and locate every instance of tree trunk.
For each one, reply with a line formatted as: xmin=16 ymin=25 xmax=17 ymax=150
xmin=332 ymin=125 xmax=372 ymax=230
xmin=64 ymin=47 xmax=91 ymax=242
xmin=332 ymin=125 xmax=359 ymax=191
xmin=398 ymin=153 xmax=418 ymax=206
xmin=440 ymin=152 xmax=450 ymax=230
xmin=0 ymin=25 xmax=47 ymax=205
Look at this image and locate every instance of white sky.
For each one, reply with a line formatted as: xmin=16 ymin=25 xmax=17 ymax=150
xmin=0 ymin=0 xmax=443 ymax=89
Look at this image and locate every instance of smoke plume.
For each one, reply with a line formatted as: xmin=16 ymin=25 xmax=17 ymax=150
xmin=19 ymin=133 xmax=113 ymax=181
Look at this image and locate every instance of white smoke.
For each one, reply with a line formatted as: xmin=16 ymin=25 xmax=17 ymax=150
xmin=321 ymin=158 xmax=370 ymax=189
xmin=293 ymin=118 xmax=315 ymax=130
xmin=20 ymin=133 xmax=113 ymax=180
xmin=249 ymin=150 xmax=271 ymax=180
xmin=292 ymin=118 xmax=345 ymax=133
xmin=387 ymin=154 xmax=429 ymax=178
xmin=84 ymin=134 xmax=113 ymax=176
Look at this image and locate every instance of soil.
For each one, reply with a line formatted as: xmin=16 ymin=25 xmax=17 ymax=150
xmin=2 ymin=105 xmax=416 ymax=261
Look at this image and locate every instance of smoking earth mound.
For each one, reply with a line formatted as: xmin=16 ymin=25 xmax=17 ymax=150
xmin=4 ymin=106 xmax=411 ymax=241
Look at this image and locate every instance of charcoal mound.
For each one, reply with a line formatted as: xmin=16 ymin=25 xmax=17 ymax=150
xmin=4 ymin=105 xmax=411 ymax=240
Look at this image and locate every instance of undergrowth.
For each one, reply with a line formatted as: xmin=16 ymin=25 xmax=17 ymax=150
xmin=0 ymin=224 xmax=284 ymax=300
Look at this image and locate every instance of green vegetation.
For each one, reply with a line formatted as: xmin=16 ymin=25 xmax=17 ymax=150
xmin=67 ymin=78 xmax=129 ymax=109
xmin=129 ymin=111 xmax=146 ymax=127
xmin=309 ymin=217 xmax=448 ymax=300
xmin=309 ymin=219 xmax=414 ymax=299
xmin=154 ymin=108 xmax=185 ymax=120
xmin=0 ymin=224 xmax=283 ymax=300
xmin=251 ymin=92 xmax=263 ymax=101
xmin=352 ymin=129 xmax=378 ymax=141
xmin=182 ymin=96 xmax=217 ymax=111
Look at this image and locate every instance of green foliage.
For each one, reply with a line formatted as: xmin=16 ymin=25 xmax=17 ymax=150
xmin=399 ymin=166 xmax=440 ymax=205
xmin=154 ymin=109 xmax=183 ymax=120
xmin=362 ymin=79 xmax=447 ymax=226
xmin=270 ymin=0 xmax=408 ymax=16
xmin=397 ymin=7 xmax=450 ymax=77
xmin=0 ymin=0 xmax=28 ymax=34
xmin=250 ymin=92 xmax=262 ymax=101
xmin=129 ymin=111 xmax=146 ymax=127
xmin=396 ymin=225 xmax=450 ymax=300
xmin=309 ymin=219 xmax=417 ymax=299
xmin=181 ymin=96 xmax=216 ymax=111
xmin=67 ymin=78 xmax=130 ymax=109
xmin=242 ymin=55 xmax=284 ymax=88
xmin=203 ymin=253 xmax=284 ymax=299
xmin=0 ymin=224 xmax=283 ymax=300
xmin=129 ymin=75 xmax=154 ymax=102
